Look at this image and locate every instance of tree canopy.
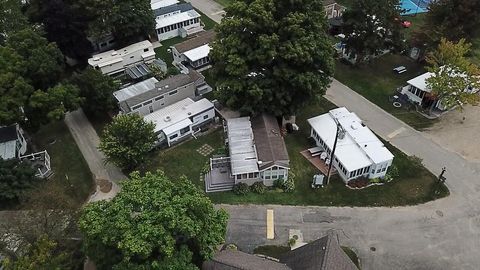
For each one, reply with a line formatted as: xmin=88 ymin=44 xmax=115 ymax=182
xmin=78 ymin=171 xmax=229 ymax=269
xmin=210 ymin=0 xmax=334 ymax=116
xmin=70 ymin=68 xmax=119 ymax=114
xmin=419 ymin=0 xmax=480 ymax=45
xmin=425 ymin=38 xmax=480 ymax=112
xmin=0 ymin=0 xmax=28 ymax=44
xmin=342 ymin=0 xmax=404 ymax=64
xmin=99 ymin=114 xmax=156 ymax=170
xmin=0 ymin=26 xmax=82 ymax=127
xmin=0 ymin=159 xmax=38 ymax=204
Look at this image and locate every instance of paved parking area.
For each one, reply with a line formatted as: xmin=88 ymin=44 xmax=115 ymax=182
xmin=424 ymin=105 xmax=480 ymax=162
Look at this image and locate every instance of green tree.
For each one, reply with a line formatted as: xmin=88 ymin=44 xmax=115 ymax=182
xmin=210 ymin=0 xmax=334 ymax=116
xmin=0 ymin=159 xmax=38 ymax=203
xmin=26 ymin=0 xmax=93 ymax=59
xmin=0 ymin=0 xmax=29 ymax=44
xmin=425 ymin=38 xmax=480 ymax=113
xmin=78 ymin=171 xmax=229 ymax=269
xmin=342 ymin=0 xmax=404 ymax=64
xmin=84 ymin=0 xmax=154 ymax=45
xmin=5 ymin=28 xmax=65 ymax=90
xmin=28 ymin=83 xmax=84 ymax=124
xmin=70 ymin=68 xmax=119 ymax=114
xmin=1 ymin=235 xmax=70 ymax=270
xmin=420 ymin=0 xmax=480 ymax=44
xmin=99 ymin=114 xmax=156 ymax=170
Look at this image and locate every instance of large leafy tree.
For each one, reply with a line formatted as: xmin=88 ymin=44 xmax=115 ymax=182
xmin=425 ymin=38 xmax=480 ymax=113
xmin=342 ymin=0 xmax=404 ymax=64
xmin=26 ymin=0 xmax=93 ymax=59
xmin=99 ymin=114 xmax=156 ymax=170
xmin=83 ymin=0 xmax=154 ymax=45
xmin=0 ymin=159 xmax=38 ymax=203
xmin=211 ymin=0 xmax=334 ymax=116
xmin=1 ymin=235 xmax=70 ymax=270
xmin=70 ymin=68 xmax=119 ymax=114
xmin=79 ymin=171 xmax=229 ymax=269
xmin=0 ymin=0 xmax=28 ymax=44
xmin=420 ymin=0 xmax=480 ymax=45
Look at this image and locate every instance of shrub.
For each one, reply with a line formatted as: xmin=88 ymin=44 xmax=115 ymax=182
xmin=251 ymin=182 xmax=266 ymax=194
xmin=273 ymin=179 xmax=284 ymax=189
xmin=233 ymin=183 xmax=249 ymax=195
xmin=201 ymin=161 xmax=210 ymax=174
xmin=387 ymin=164 xmax=399 ymax=178
xmin=288 ymin=237 xmax=296 ymax=247
xmin=282 ymin=171 xmax=296 ymax=193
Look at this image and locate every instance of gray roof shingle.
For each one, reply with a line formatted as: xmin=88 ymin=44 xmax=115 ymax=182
xmin=203 ymin=250 xmax=291 ymax=270
xmin=173 ymin=30 xmax=216 ymax=54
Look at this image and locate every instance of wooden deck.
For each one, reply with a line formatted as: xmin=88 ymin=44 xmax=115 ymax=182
xmin=300 ymin=150 xmax=337 ymax=176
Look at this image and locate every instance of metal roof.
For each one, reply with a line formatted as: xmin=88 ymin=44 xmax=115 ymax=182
xmin=407 ymin=72 xmax=434 ymax=92
xmin=154 ymin=2 xmax=193 ymax=17
xmin=151 ymin=0 xmax=179 ymax=11
xmin=113 ymin=77 xmax=159 ymax=103
xmin=88 ymin=40 xmax=153 ymax=67
xmin=227 ymin=117 xmax=259 ymax=175
xmin=183 ymin=44 xmax=211 ymax=62
xmin=143 ymin=98 xmax=214 ymax=134
xmin=0 ymin=140 xmax=17 ymax=160
xmin=125 ymin=63 xmax=151 ymax=80
xmin=0 ymin=125 xmax=17 ymax=143
xmin=155 ymin=9 xmax=200 ymax=28
xmin=308 ymin=107 xmax=393 ymax=172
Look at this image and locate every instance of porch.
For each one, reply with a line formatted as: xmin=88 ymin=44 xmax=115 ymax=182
xmin=300 ymin=149 xmax=337 ymax=176
xmin=20 ymin=150 xmax=53 ymax=178
xmin=205 ymin=156 xmax=235 ymax=192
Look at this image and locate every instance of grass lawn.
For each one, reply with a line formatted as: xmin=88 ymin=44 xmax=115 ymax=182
xmin=32 ymin=121 xmax=94 ymax=207
xmin=401 ymin=13 xmax=427 ymax=40
xmin=143 ymin=97 xmax=448 ymax=207
xmin=334 ymin=54 xmax=437 ymax=130
xmin=155 ymin=36 xmax=186 ymax=67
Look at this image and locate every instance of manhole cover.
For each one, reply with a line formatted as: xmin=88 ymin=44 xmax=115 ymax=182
xmin=370 ymin=247 xmax=376 ymax=252
xmin=436 ymin=210 xmax=444 ymax=217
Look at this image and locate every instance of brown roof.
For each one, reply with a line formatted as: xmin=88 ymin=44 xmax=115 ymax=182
xmin=203 ymin=250 xmax=291 ymax=270
xmin=173 ymin=30 xmax=216 ymax=54
xmin=251 ymin=114 xmax=289 ymax=170
xmin=279 ymin=234 xmax=358 ymax=270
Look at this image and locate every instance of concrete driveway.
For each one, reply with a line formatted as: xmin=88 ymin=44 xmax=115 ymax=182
xmin=185 ymin=0 xmax=224 ymax=24
xmin=220 ymin=80 xmax=480 ymax=270
xmin=424 ymin=105 xmax=480 ymax=162
xmin=64 ymin=109 xmax=127 ymax=201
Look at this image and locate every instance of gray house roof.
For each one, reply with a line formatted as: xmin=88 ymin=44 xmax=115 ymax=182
xmin=279 ymin=234 xmax=358 ymax=270
xmin=154 ymin=3 xmax=194 ymax=17
xmin=251 ymin=114 xmax=289 ymax=170
xmin=116 ymin=72 xmax=202 ymax=113
xmin=0 ymin=125 xmax=17 ymax=144
xmin=173 ymin=30 xmax=216 ymax=54
xmin=203 ymin=250 xmax=291 ymax=270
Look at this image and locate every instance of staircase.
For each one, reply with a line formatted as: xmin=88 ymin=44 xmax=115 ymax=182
xmin=204 ymin=170 xmax=235 ymax=193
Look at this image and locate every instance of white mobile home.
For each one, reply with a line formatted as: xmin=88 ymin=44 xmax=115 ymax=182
xmin=87 ymin=40 xmax=156 ymax=75
xmin=151 ymin=0 xmax=179 ymax=11
xmin=308 ymin=108 xmax=394 ymax=183
xmin=155 ymin=3 xmax=203 ymax=41
xmin=172 ymin=30 xmax=216 ymax=73
xmin=143 ymin=98 xmax=215 ymax=146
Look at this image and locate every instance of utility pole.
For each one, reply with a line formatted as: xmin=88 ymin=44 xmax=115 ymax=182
xmin=326 ymin=121 xmax=344 ymax=185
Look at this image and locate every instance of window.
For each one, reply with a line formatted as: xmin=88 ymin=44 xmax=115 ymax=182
xmin=382 ymin=167 xmax=386 ymax=172
xmin=236 ymin=175 xmax=241 ymax=180
xmin=377 ymin=169 xmax=381 ymax=173
xmin=143 ymin=100 xmax=153 ymax=106
xmin=132 ymin=104 xmax=141 ymax=110
xmin=169 ymin=134 xmax=178 ymax=140
xmin=248 ymin=173 xmax=254 ymax=178
xmin=144 ymin=48 xmax=149 ymax=52
xmin=155 ymin=95 xmax=164 ymax=101
xmin=169 ymin=90 xmax=178 ymax=95
xmin=180 ymin=126 xmax=190 ymax=135
xmin=203 ymin=115 xmax=209 ymax=119
xmin=149 ymin=106 xmax=153 ymax=113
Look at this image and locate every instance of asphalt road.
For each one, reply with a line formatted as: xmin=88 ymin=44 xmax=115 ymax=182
xmin=64 ymin=109 xmax=126 ymax=201
xmin=220 ymin=80 xmax=480 ymax=270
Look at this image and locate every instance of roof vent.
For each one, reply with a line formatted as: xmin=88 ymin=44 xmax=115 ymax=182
xmin=364 ymin=144 xmax=367 ymax=147
xmin=257 ymin=161 xmax=263 ymax=165
xmin=93 ymin=57 xmax=100 ymax=61
xmin=165 ymin=85 xmax=169 ymax=89
xmin=111 ymin=51 xmax=118 ymax=56
xmin=164 ymin=116 xmax=171 ymax=122
xmin=187 ymin=112 xmax=192 ymax=115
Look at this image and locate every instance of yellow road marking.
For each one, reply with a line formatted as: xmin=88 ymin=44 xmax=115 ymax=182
xmin=267 ymin=209 xmax=274 ymax=239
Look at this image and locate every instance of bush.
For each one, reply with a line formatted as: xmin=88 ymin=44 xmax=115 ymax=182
xmin=387 ymin=164 xmax=399 ymax=178
xmin=251 ymin=182 xmax=266 ymax=194
xmin=288 ymin=237 xmax=296 ymax=247
xmin=282 ymin=171 xmax=296 ymax=193
xmin=273 ymin=179 xmax=284 ymax=189
xmin=233 ymin=183 xmax=249 ymax=195
xmin=201 ymin=161 xmax=210 ymax=174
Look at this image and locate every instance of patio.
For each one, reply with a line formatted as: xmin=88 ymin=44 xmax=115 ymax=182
xmin=300 ymin=149 xmax=337 ymax=176
xmin=205 ymin=156 xmax=235 ymax=192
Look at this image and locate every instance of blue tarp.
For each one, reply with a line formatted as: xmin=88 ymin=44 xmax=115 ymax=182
xmin=400 ymin=0 xmax=431 ymax=15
